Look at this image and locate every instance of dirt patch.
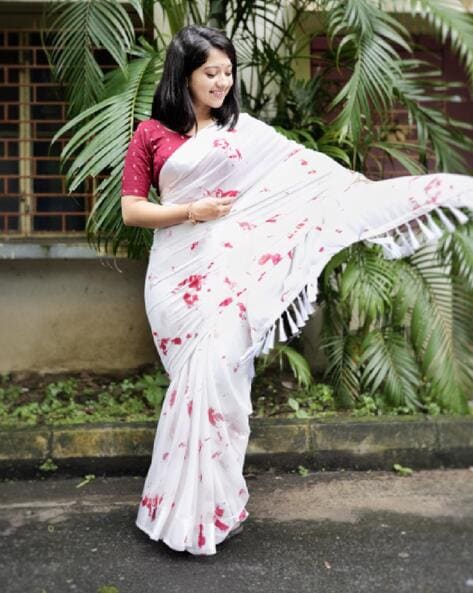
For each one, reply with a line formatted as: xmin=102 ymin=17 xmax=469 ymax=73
xmin=247 ymin=468 xmax=473 ymax=522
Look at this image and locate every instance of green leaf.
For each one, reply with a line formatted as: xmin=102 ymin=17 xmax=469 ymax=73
xmin=324 ymin=0 xmax=409 ymax=140
xmin=76 ymin=474 xmax=96 ymax=488
xmin=297 ymin=464 xmax=309 ymax=477
xmin=361 ymin=328 xmax=422 ymax=409
xmin=274 ymin=344 xmax=313 ymax=389
xmin=52 ymin=46 xmax=163 ymax=258
xmin=404 ymin=0 xmax=473 ymax=83
xmin=393 ymin=463 xmax=414 ymax=476
xmin=401 ymin=240 xmax=472 ymax=412
xmin=322 ymin=334 xmax=362 ymax=404
xmin=370 ymin=142 xmax=426 ymax=175
xmin=45 ymin=0 xmax=139 ymax=115
xmin=340 ymin=244 xmax=395 ymax=324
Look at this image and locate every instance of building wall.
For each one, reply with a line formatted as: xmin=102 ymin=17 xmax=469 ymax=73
xmin=0 ymin=253 xmax=157 ymax=373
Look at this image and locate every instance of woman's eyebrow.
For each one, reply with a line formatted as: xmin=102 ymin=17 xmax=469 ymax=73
xmin=203 ymin=64 xmax=232 ymax=70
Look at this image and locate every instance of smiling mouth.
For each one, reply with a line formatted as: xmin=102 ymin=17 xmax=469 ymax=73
xmin=210 ymin=90 xmax=226 ymax=97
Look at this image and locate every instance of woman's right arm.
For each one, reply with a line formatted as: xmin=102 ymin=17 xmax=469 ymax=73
xmin=121 ymin=123 xmax=235 ymax=229
xmin=121 ymin=196 xmax=190 ymax=228
xmin=122 ymin=122 xmax=189 ymax=229
xmin=121 ymin=195 xmax=236 ymax=229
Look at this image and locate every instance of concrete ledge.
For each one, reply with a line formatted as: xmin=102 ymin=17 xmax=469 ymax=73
xmin=0 ymin=428 xmax=50 ymax=461
xmin=51 ymin=425 xmax=156 ymax=459
xmin=0 ymin=241 xmax=126 ymax=260
xmin=309 ymin=416 xmax=439 ymax=470
xmin=0 ymin=415 xmax=472 ymax=478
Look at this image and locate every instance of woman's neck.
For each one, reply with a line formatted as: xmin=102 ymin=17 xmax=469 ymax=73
xmin=188 ymin=109 xmax=215 ymax=136
xmin=193 ymin=104 xmax=213 ymax=125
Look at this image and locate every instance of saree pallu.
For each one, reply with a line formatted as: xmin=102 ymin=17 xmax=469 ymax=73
xmin=136 ymin=113 xmax=473 ymax=555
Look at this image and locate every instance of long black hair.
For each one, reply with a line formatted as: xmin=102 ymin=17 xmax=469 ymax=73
xmin=151 ymin=25 xmax=240 ymax=135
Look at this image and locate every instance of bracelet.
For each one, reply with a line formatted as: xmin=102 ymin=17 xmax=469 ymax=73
xmin=187 ymin=203 xmax=199 ymax=225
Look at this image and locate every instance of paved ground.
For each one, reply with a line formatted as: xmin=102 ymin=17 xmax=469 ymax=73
xmin=1 ymin=468 xmax=472 ymax=593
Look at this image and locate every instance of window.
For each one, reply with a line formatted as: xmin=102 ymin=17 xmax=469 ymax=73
xmin=0 ymin=27 xmax=94 ymax=238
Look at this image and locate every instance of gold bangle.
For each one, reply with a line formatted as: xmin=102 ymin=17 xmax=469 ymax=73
xmin=187 ymin=203 xmax=198 ymax=225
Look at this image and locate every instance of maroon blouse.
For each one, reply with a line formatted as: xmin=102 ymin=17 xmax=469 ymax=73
xmin=121 ymin=119 xmax=190 ymax=198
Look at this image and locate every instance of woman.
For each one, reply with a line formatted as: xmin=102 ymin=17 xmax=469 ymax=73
xmin=121 ymin=24 xmax=473 ymax=556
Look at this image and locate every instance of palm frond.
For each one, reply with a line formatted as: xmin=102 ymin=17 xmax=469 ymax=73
xmin=451 ymin=278 xmax=473 ymax=387
xmin=45 ymin=0 xmax=141 ymax=115
xmin=369 ymin=141 xmax=427 ymax=175
xmin=440 ymin=220 xmax=473 ymax=289
xmin=52 ymin=44 xmax=163 ymax=257
xmin=228 ymin=0 xmax=290 ymax=41
xmin=274 ymin=344 xmax=314 ymax=390
xmin=361 ymin=328 xmax=422 ymax=409
xmin=339 ymin=244 xmax=396 ymax=325
xmin=232 ymin=0 xmax=314 ymax=116
xmin=128 ymin=0 xmax=144 ymax=22
xmin=158 ymin=0 xmax=194 ymax=34
xmin=403 ymin=0 xmax=473 ymax=83
xmin=392 ymin=59 xmax=473 ymax=172
xmin=324 ymin=0 xmax=411 ymax=140
xmin=408 ymin=247 xmax=452 ymax=355
xmin=321 ymin=334 xmax=363 ymax=405
xmin=400 ymin=244 xmax=471 ymax=411
xmin=322 ymin=232 xmax=473 ymax=413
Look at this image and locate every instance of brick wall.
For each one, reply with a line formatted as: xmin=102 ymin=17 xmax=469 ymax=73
xmin=0 ymin=29 xmax=95 ymax=236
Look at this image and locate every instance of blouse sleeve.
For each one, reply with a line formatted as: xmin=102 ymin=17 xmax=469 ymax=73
xmin=121 ymin=123 xmax=153 ymax=199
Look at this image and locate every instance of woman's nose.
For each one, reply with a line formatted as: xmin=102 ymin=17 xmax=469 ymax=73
xmin=215 ymin=74 xmax=228 ymax=87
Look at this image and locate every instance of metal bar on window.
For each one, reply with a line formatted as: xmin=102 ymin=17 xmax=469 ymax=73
xmin=18 ymin=31 xmax=32 ymax=236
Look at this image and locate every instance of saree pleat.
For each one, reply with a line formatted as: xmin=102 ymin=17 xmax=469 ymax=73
xmin=134 ymin=113 xmax=473 ymax=555
xmin=137 ymin=298 xmax=253 ymax=555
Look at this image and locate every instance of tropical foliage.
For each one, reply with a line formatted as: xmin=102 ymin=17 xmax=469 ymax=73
xmin=44 ymin=0 xmax=473 ymax=413
xmin=321 ymin=220 xmax=473 ymax=414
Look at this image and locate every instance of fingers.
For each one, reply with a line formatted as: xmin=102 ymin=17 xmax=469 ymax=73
xmin=194 ymin=197 xmax=234 ymax=221
xmin=215 ymin=198 xmax=233 ymax=218
xmin=213 ymin=198 xmax=234 ymax=207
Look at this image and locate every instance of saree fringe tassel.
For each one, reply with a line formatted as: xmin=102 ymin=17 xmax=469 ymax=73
xmin=240 ymin=202 xmax=473 ymax=365
xmin=360 ymin=205 xmax=472 ymax=260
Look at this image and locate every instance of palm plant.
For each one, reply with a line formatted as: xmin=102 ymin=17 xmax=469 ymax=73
xmin=45 ymin=0 xmax=473 ymax=412
xmin=321 ymin=219 xmax=473 ymax=414
xmin=45 ymin=0 xmax=144 ymax=116
xmin=52 ymin=41 xmax=164 ymax=258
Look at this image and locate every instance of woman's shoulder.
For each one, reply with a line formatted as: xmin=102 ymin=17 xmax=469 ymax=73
xmin=133 ymin=118 xmax=189 ymax=147
xmin=237 ymin=112 xmax=268 ymax=127
xmin=225 ymin=112 xmax=258 ymax=133
xmin=235 ymin=112 xmax=274 ymax=133
xmin=135 ymin=118 xmax=167 ymax=136
xmin=237 ymin=112 xmax=254 ymax=125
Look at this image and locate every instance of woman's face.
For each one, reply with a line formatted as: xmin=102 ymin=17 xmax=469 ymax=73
xmin=188 ymin=47 xmax=233 ymax=117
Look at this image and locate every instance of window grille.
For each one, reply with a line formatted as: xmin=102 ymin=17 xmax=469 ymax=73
xmin=0 ymin=29 xmax=95 ymax=237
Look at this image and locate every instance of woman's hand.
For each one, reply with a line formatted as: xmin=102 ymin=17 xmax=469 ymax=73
xmin=189 ymin=197 xmax=235 ymax=222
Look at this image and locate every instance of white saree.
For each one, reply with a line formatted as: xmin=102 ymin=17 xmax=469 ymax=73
xmin=135 ymin=112 xmax=473 ymax=555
